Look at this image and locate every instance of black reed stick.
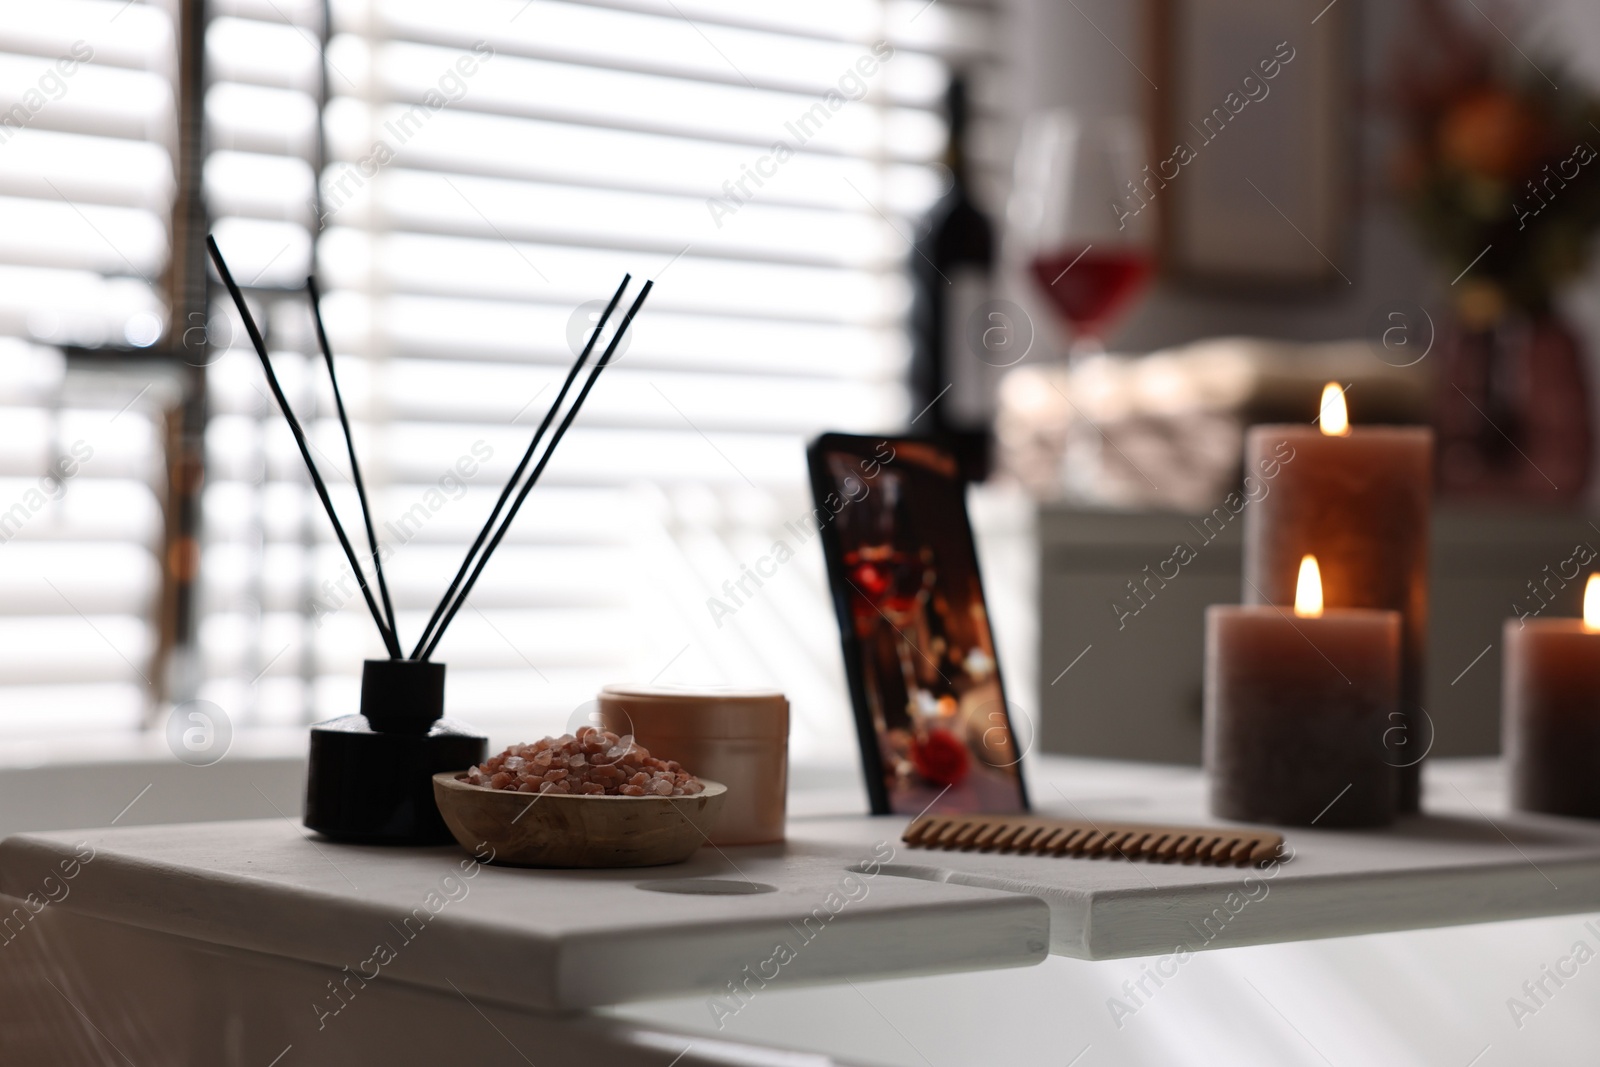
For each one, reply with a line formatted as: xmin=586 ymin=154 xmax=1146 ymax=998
xmin=418 ymin=280 xmax=653 ymax=661
xmin=409 ymin=274 xmax=631 ymax=659
xmin=307 ymin=274 xmax=399 ymax=645
xmin=206 ymin=235 xmax=402 ymax=658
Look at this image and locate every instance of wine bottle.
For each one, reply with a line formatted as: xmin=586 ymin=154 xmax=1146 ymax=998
xmin=908 ymin=73 xmax=997 ymax=482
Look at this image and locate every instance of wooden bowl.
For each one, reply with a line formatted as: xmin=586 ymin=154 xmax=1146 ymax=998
xmin=431 ymin=772 xmax=727 ymax=868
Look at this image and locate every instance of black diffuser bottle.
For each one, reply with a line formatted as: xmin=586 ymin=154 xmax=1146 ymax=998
xmin=208 ymin=236 xmax=649 ymax=847
xmin=908 ymin=72 xmax=997 ymax=482
xmin=304 ymin=660 xmax=484 ymax=844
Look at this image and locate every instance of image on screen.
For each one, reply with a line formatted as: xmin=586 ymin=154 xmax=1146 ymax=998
xmin=813 ymin=437 xmax=1027 ymax=816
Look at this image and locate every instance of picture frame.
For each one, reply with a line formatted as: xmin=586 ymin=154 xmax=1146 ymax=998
xmin=1147 ymin=0 xmax=1356 ymax=289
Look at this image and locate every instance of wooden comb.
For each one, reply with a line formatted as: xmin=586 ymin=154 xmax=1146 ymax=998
xmin=903 ymin=813 xmax=1284 ymax=867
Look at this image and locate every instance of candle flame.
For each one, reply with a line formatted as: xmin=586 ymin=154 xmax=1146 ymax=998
xmin=1586 ymin=574 xmax=1600 ymax=632
xmin=1295 ymin=555 xmax=1324 ymax=618
xmin=1319 ymin=382 xmax=1350 ymax=437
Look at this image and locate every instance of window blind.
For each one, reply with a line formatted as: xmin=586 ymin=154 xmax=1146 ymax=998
xmin=0 ymin=1 xmax=175 ymax=735
xmin=200 ymin=0 xmax=1012 ymax=760
xmin=198 ymin=0 xmax=326 ymax=728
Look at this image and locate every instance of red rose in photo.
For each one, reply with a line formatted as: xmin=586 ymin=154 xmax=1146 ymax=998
xmin=911 ymin=726 xmax=969 ymax=787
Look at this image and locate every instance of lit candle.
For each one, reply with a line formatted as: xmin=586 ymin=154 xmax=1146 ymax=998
xmin=1205 ymin=555 xmax=1402 ymax=827
xmin=1505 ymin=574 xmax=1600 ymax=818
xmin=1242 ymin=383 xmax=1433 ymax=810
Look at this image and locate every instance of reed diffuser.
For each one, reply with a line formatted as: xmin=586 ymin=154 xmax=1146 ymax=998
xmin=206 ymin=236 xmax=652 ymax=843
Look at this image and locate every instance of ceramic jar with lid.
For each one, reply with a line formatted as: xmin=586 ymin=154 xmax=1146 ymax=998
xmin=598 ymin=684 xmax=788 ymax=845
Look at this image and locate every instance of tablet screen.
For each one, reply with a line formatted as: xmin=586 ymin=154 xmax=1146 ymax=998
xmin=808 ymin=434 xmax=1028 ymax=816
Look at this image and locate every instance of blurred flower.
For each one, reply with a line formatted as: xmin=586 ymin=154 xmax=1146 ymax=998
xmin=1386 ymin=0 xmax=1600 ymax=315
xmin=1438 ymin=89 xmax=1544 ymax=179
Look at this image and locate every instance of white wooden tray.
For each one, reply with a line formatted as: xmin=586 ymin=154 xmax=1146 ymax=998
xmin=4 ymin=756 xmax=1597 ymax=1011
xmin=797 ymin=757 xmax=1600 ymax=960
xmin=0 ymin=816 xmax=1048 ymax=1012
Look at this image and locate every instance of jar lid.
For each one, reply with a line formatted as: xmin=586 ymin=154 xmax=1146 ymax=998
xmin=598 ymin=684 xmax=789 ymax=740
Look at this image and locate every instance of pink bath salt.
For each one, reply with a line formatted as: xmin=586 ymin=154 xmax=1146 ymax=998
xmin=469 ymin=729 xmax=707 ymax=797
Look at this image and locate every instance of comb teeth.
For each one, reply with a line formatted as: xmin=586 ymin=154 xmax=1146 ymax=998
xmin=903 ymin=814 xmax=1283 ymax=867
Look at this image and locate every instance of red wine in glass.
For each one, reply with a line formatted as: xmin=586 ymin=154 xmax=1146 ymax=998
xmin=845 ymin=546 xmax=923 ymax=631
xmin=1029 ymin=246 xmax=1154 ymax=342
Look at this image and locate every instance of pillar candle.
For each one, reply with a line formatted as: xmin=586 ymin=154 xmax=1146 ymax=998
xmin=1205 ymin=556 xmax=1401 ymax=827
xmin=1505 ymin=575 xmax=1600 ymax=818
xmin=1242 ymin=384 xmax=1433 ymax=810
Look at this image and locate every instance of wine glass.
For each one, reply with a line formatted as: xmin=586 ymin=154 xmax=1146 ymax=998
xmin=1007 ymin=110 xmax=1155 ymax=361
